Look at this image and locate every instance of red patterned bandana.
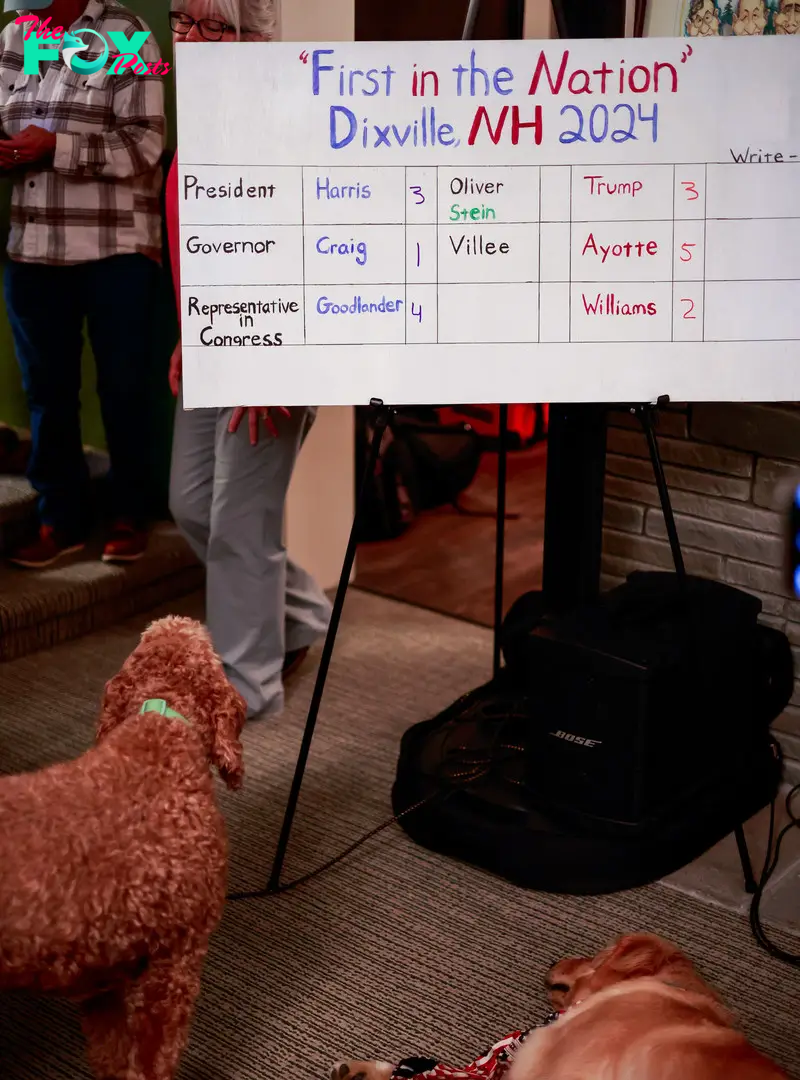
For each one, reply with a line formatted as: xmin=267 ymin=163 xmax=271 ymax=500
xmin=392 ymin=1013 xmax=562 ymax=1079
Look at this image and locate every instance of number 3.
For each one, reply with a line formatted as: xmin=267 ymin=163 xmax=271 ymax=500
xmin=409 ymin=185 xmax=424 ymax=205
xmin=681 ymin=298 xmax=696 ymax=319
xmin=681 ymin=181 xmax=699 ymax=201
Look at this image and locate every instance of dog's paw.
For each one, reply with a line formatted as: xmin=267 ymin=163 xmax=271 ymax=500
xmin=330 ymin=1061 xmax=394 ymax=1080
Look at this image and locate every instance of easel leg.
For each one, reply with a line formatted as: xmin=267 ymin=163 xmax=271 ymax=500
xmin=634 ymin=399 xmax=757 ymax=895
xmin=493 ymin=404 xmax=508 ymax=678
xmin=633 ymin=398 xmax=686 ymax=579
xmin=267 ymin=399 xmax=392 ymax=892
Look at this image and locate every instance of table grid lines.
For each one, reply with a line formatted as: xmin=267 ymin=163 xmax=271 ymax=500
xmin=670 ymin=164 xmax=675 ymax=343
xmin=568 ymin=165 xmax=573 ymax=344
xmin=179 ymin=161 xmax=800 ymax=348
xmin=702 ymin=162 xmax=708 ymax=344
xmin=300 ymin=168 xmax=307 ymax=345
xmin=403 ymin=166 xmax=407 ymax=346
xmin=435 ymin=168 xmax=439 ymax=346
xmin=537 ymin=167 xmax=542 ymax=345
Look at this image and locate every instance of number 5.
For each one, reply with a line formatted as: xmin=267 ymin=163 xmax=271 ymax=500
xmin=409 ymin=185 xmax=424 ymax=205
xmin=679 ymin=242 xmax=696 ymax=263
xmin=681 ymin=181 xmax=699 ymax=201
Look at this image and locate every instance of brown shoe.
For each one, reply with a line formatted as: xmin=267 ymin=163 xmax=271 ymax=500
xmin=282 ymin=646 xmax=310 ymax=680
xmin=102 ymin=520 xmax=148 ymax=563
xmin=8 ymin=525 xmax=86 ymax=569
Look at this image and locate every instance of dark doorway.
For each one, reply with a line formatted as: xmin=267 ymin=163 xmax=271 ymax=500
xmin=356 ymin=0 xmax=520 ymax=41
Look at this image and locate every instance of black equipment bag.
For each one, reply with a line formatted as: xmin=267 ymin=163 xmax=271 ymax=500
xmin=355 ymin=412 xmax=420 ymax=543
xmin=392 ymin=658 xmax=785 ymax=895
xmin=355 ymin=407 xmax=481 ymax=541
xmin=392 ymin=411 xmax=482 ymax=512
xmin=392 ymin=571 xmax=793 ymax=893
xmin=497 ymin=572 xmax=792 ymax=834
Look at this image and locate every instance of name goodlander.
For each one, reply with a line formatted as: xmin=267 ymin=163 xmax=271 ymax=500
xmin=317 ymin=294 xmax=403 ymax=315
xmin=185 ymin=236 xmax=276 ymax=255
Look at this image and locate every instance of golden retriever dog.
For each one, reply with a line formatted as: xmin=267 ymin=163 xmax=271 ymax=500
xmin=508 ymin=932 xmax=788 ymax=1080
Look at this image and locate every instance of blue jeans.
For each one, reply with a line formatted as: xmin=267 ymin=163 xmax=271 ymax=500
xmin=4 ymin=254 xmax=160 ymax=537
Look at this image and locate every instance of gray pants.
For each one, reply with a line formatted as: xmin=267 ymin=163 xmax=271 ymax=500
xmin=169 ymin=397 xmax=332 ymax=718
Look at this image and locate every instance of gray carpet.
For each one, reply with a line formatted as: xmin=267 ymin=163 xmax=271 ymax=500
xmin=1 ymin=591 xmax=798 ymax=1080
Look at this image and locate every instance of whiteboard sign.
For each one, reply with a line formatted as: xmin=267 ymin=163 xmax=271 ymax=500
xmin=174 ymin=37 xmax=800 ymax=406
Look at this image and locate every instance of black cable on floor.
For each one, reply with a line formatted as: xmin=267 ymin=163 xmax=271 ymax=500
xmin=749 ymin=776 xmax=800 ymax=967
xmin=227 ymin=717 xmax=523 ymax=902
xmin=229 ymin=731 xmax=800 ymax=970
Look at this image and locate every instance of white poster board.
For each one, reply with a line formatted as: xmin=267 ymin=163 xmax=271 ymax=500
xmin=174 ymin=36 xmax=800 ymax=406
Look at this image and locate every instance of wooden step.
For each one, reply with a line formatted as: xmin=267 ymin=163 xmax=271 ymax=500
xmin=0 ymin=439 xmax=110 ymax=556
xmin=0 ymin=439 xmax=204 ymax=660
xmin=0 ymin=522 xmax=204 ymax=662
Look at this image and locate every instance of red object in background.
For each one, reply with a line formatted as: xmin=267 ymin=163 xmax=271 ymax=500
xmin=438 ymin=404 xmax=548 ymax=447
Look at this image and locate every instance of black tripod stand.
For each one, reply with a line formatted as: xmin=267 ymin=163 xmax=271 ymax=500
xmin=267 ymin=398 xmax=512 ymax=891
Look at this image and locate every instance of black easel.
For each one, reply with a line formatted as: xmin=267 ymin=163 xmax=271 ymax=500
xmin=268 ymin=396 xmax=510 ymax=890
xmin=268 ymin=398 xmax=393 ymax=891
xmin=267 ymin=0 xmax=754 ymax=892
xmin=267 ymin=0 xmax=513 ymax=890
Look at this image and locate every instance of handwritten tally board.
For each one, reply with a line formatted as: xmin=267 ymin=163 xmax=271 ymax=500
xmin=174 ymin=36 xmax=800 ymax=407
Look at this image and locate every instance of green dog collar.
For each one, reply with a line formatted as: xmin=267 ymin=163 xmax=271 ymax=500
xmin=139 ymin=698 xmax=192 ymax=728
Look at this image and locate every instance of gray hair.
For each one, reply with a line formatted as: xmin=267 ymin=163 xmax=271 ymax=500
xmin=178 ymin=0 xmax=277 ymax=40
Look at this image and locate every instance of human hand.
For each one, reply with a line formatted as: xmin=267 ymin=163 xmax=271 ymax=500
xmin=168 ymin=341 xmax=182 ymax=397
xmin=228 ymin=406 xmax=290 ymax=446
xmin=0 ymin=126 xmax=57 ymax=169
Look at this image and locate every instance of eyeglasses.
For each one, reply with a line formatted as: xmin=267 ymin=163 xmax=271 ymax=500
xmin=169 ymin=11 xmax=236 ymax=40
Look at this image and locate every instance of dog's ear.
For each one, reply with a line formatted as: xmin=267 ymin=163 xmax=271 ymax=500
xmin=604 ymin=934 xmax=681 ymax=979
xmin=211 ymin=690 xmax=247 ymax=789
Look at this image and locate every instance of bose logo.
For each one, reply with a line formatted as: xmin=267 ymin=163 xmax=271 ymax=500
xmin=549 ymin=729 xmax=602 ymax=748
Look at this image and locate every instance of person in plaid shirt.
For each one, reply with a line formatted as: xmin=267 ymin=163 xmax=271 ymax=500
xmin=0 ymin=0 xmax=166 ymax=567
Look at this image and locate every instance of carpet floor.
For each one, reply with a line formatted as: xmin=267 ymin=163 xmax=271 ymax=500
xmin=0 ymin=590 xmax=798 ymax=1079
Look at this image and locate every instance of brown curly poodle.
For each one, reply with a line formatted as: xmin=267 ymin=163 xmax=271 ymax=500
xmin=0 ymin=615 xmax=247 ymax=1080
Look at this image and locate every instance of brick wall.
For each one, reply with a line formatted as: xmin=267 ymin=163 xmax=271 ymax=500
xmin=601 ymin=403 xmax=800 ymax=771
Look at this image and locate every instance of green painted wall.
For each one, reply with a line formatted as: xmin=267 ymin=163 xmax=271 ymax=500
xmin=0 ymin=2 xmax=177 ymax=513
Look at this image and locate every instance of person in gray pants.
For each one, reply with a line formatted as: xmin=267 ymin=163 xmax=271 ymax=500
xmin=169 ymin=396 xmax=332 ymax=719
xmin=165 ymin=0 xmax=330 ymax=718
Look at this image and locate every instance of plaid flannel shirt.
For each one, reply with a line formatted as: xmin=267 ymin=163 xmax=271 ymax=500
xmin=0 ymin=0 xmax=166 ymax=266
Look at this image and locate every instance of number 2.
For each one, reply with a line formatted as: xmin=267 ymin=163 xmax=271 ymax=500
xmin=409 ymin=185 xmax=424 ymax=205
xmin=681 ymin=181 xmax=699 ymax=201
xmin=681 ymin=298 xmax=696 ymax=319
